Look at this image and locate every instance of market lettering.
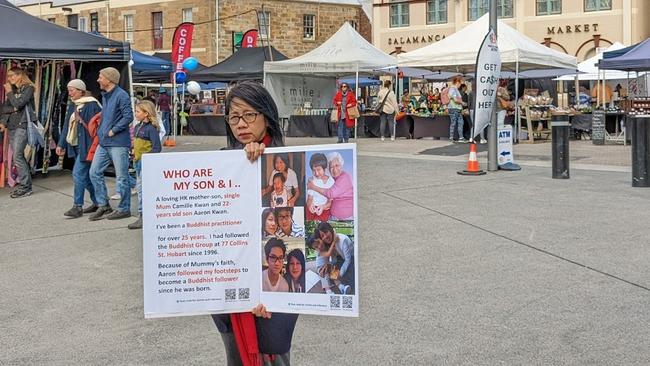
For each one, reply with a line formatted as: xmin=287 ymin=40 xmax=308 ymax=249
xmin=547 ymin=23 xmax=598 ymax=35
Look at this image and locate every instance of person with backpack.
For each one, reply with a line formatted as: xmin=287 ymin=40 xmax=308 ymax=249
xmin=0 ymin=66 xmax=36 ymax=198
xmin=445 ymin=76 xmax=466 ymax=143
xmin=88 ymin=67 xmax=134 ymax=221
xmin=55 ymin=79 xmax=102 ymax=218
xmin=376 ymin=80 xmax=399 ymax=141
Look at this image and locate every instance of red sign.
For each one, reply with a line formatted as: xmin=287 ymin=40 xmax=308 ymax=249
xmin=241 ymin=29 xmax=259 ymax=48
xmin=171 ymin=22 xmax=195 ymax=72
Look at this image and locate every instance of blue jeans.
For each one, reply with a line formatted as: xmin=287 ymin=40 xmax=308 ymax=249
xmin=448 ymin=108 xmax=464 ymax=140
xmin=337 ymin=120 xmax=349 ymax=142
xmin=162 ymin=111 xmax=171 ymax=136
xmin=135 ymin=159 xmax=142 ymax=213
xmin=9 ymin=128 xmax=31 ymax=190
xmin=72 ymin=150 xmax=97 ymax=207
xmin=90 ymin=145 xmax=131 ymax=212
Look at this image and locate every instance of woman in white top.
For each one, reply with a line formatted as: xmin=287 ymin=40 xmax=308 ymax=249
xmin=262 ymin=153 xmax=300 ymax=207
xmin=376 ymin=80 xmax=400 ymax=141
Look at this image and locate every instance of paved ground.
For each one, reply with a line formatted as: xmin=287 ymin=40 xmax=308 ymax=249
xmin=2 ymin=136 xmax=648 ymax=365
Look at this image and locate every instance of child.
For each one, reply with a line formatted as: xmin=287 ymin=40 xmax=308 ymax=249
xmin=270 ymin=172 xmax=293 ymax=208
xmin=128 ymin=101 xmax=162 ymax=229
xmin=306 ymin=153 xmax=334 ymax=221
xmin=308 ymin=236 xmax=349 ymax=295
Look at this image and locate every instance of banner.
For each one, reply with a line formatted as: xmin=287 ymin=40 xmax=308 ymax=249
xmin=471 ymin=28 xmax=501 ymax=139
xmin=143 ymin=144 xmax=359 ymax=318
xmin=241 ymin=29 xmax=259 ymax=48
xmin=264 ymin=74 xmax=337 ymax=118
xmin=171 ymin=22 xmax=195 ymax=73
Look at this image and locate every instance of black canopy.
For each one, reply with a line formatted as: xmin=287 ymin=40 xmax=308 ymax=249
xmin=0 ymin=0 xmax=129 ymax=61
xmin=191 ymin=47 xmax=287 ymax=82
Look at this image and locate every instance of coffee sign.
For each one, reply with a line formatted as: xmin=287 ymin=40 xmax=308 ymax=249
xmin=547 ymin=23 xmax=599 ymax=35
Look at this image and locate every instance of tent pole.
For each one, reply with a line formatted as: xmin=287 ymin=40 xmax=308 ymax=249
xmin=128 ymin=51 xmax=135 ymax=114
xmin=574 ymin=74 xmax=579 ymax=106
xmin=515 ymin=60 xmax=519 ymax=143
xmin=355 ymin=64 xmax=359 ymax=140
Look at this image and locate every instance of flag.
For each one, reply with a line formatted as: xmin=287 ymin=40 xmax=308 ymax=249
xmin=171 ymin=22 xmax=195 ymax=73
xmin=472 ymin=27 xmax=501 ymax=139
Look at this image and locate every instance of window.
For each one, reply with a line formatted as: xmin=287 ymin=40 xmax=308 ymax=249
xmin=469 ymin=0 xmax=512 ymax=20
xmin=79 ymin=17 xmax=88 ymax=32
xmin=427 ymin=0 xmax=447 ymax=24
xmin=182 ymin=8 xmax=193 ymax=23
xmin=257 ymin=11 xmax=270 ymax=39
xmin=152 ymin=12 xmax=163 ymax=49
xmin=536 ymin=0 xmax=561 ymax=15
xmin=90 ymin=12 xmax=99 ymax=32
xmin=389 ymin=0 xmax=409 ymax=27
xmin=47 ymin=17 xmax=56 ymax=23
xmin=124 ymin=14 xmax=134 ymax=43
xmin=348 ymin=20 xmax=358 ymax=30
xmin=584 ymin=0 xmax=611 ymax=12
xmin=303 ymin=14 xmax=315 ymax=40
xmin=67 ymin=14 xmax=78 ymax=30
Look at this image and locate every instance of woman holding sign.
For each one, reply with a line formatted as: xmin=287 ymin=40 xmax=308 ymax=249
xmin=213 ymin=81 xmax=298 ymax=366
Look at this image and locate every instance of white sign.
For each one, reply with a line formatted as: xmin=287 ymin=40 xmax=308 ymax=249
xmin=498 ymin=125 xmax=514 ymax=166
xmin=143 ymin=144 xmax=359 ymax=318
xmin=264 ymin=74 xmax=336 ymax=118
xmin=472 ymin=28 xmax=502 ymax=139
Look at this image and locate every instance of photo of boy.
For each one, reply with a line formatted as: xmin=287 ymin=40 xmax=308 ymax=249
xmin=306 ymin=153 xmax=334 ymax=221
xmin=270 ymin=172 xmax=293 ymax=208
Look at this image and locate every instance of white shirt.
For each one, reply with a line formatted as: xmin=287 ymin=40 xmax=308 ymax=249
xmin=262 ymin=269 xmax=289 ymax=292
xmin=268 ymin=168 xmax=299 ymax=192
xmin=308 ymin=175 xmax=334 ymax=206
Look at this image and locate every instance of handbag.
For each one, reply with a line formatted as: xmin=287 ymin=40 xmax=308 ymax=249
xmin=374 ymin=90 xmax=391 ymax=114
xmin=346 ymin=105 xmax=360 ymax=119
xmin=329 ymin=108 xmax=338 ymax=123
xmin=24 ymin=107 xmax=45 ymax=148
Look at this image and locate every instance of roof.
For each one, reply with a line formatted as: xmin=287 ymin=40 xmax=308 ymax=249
xmin=599 ymin=37 xmax=650 ymax=72
xmin=191 ymin=46 xmax=288 ymax=82
xmin=556 ymin=42 xmax=632 ymax=81
xmin=397 ymin=14 xmax=577 ymax=73
xmin=0 ymin=0 xmax=129 ymax=61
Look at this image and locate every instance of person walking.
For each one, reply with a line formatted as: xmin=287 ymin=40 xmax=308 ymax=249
xmin=376 ymin=80 xmax=399 ymax=141
xmin=55 ymin=79 xmax=102 ymax=217
xmin=0 ymin=66 xmax=36 ymax=198
xmin=157 ymin=88 xmax=171 ymax=138
xmin=332 ymin=83 xmax=356 ymax=143
xmin=447 ymin=76 xmax=465 ymax=143
xmin=88 ymin=67 xmax=134 ymax=221
xmin=127 ymin=100 xmax=161 ymax=229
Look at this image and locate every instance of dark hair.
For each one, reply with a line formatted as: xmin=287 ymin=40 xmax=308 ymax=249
xmin=264 ymin=238 xmax=286 ymax=257
xmin=460 ymin=84 xmax=467 ymax=91
xmin=261 ymin=208 xmax=276 ymax=236
xmin=383 ymin=80 xmax=392 ymax=88
xmin=273 ymin=153 xmax=290 ymax=172
xmin=275 ymin=206 xmax=294 ymax=217
xmin=316 ymin=221 xmax=334 ymax=239
xmin=272 ymin=172 xmax=286 ymax=183
xmin=224 ymin=81 xmax=284 ymax=149
xmin=340 ymin=83 xmax=349 ymax=89
xmin=306 ymin=235 xmax=318 ymax=250
xmin=309 ymin=153 xmax=328 ymax=171
xmin=284 ymin=249 xmax=306 ymax=293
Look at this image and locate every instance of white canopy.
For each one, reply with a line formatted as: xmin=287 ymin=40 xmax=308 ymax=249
xmin=264 ymin=22 xmax=396 ymax=76
xmin=556 ymin=42 xmax=636 ymax=81
xmin=397 ymin=14 xmax=577 ymax=73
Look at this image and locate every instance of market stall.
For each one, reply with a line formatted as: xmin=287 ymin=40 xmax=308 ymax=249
xmin=264 ymin=22 xmax=397 ymax=139
xmin=0 ymin=0 xmax=130 ymax=186
xmin=397 ymin=13 xmax=577 ymax=142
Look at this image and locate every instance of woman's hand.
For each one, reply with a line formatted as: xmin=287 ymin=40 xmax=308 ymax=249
xmin=55 ymin=147 xmax=64 ymax=156
xmin=307 ymin=177 xmax=315 ymax=190
xmin=252 ymin=304 xmax=272 ymax=319
xmin=3 ymin=83 xmax=11 ymax=93
xmin=244 ymin=142 xmax=265 ymax=162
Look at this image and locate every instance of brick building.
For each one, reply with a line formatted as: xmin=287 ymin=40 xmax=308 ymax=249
xmin=17 ymin=0 xmax=372 ymax=66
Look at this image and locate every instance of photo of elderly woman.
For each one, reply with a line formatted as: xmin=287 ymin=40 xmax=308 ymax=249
xmin=305 ymin=152 xmax=334 ymax=221
xmin=306 ymin=150 xmax=354 ymax=221
xmin=261 ymin=153 xmax=305 ymax=207
xmin=284 ymin=249 xmax=306 ymax=293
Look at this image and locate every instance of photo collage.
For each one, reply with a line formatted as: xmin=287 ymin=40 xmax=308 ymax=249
xmin=260 ymin=148 xmax=356 ymax=297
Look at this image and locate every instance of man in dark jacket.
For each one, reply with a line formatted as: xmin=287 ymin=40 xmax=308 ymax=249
xmin=88 ymin=67 xmax=134 ymax=221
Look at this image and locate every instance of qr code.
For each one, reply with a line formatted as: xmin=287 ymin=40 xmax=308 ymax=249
xmin=225 ymin=288 xmax=236 ymax=300
xmin=342 ymin=296 xmax=353 ymax=309
xmin=238 ymin=288 xmax=250 ymax=300
xmin=329 ymin=295 xmax=341 ymax=309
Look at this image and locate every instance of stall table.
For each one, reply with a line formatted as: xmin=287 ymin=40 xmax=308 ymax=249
xmin=412 ymin=115 xmax=451 ymax=139
xmin=358 ymin=114 xmax=410 ymax=138
xmin=287 ymin=115 xmax=331 ymax=137
xmin=187 ymin=115 xmax=227 ymax=136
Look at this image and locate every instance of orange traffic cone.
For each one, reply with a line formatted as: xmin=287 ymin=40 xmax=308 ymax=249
xmin=163 ymin=138 xmax=176 ymax=147
xmin=457 ymin=142 xmax=486 ymax=175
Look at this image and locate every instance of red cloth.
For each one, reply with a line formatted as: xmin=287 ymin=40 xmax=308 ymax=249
xmin=332 ymin=91 xmax=357 ymax=128
xmin=230 ymin=313 xmax=260 ymax=366
xmin=260 ymin=134 xmax=272 ymax=147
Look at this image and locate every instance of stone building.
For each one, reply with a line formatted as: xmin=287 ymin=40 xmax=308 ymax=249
xmin=17 ymin=0 xmax=372 ymax=65
xmin=373 ymin=0 xmax=650 ymax=61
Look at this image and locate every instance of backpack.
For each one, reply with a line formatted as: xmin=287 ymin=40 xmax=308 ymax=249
xmin=440 ymin=88 xmax=450 ymax=105
xmin=78 ymin=111 xmax=102 ymax=162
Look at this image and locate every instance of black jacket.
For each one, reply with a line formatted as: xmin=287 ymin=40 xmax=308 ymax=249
xmin=1 ymin=85 xmax=36 ymax=130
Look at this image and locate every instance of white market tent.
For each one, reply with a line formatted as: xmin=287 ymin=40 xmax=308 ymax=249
xmin=397 ymin=13 xmax=577 ymax=73
xmin=556 ymin=42 xmax=630 ymax=81
xmin=264 ymin=22 xmax=397 ymax=119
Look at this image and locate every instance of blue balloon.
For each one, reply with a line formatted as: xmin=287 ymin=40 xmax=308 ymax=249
xmin=175 ymin=71 xmax=187 ymax=83
xmin=182 ymin=57 xmax=199 ymax=71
